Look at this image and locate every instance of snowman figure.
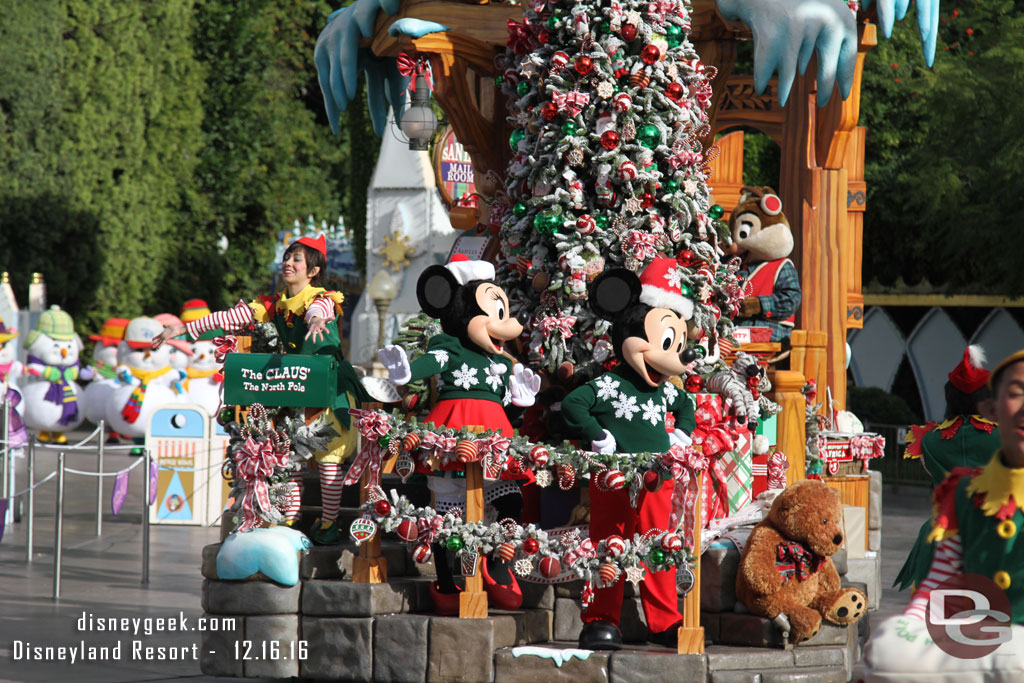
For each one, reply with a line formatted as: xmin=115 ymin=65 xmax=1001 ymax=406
xmin=80 ymin=317 xmax=129 ymax=433
xmin=22 ymin=307 xmax=85 ymax=443
xmin=186 ymin=330 xmax=224 ymax=419
xmin=154 ymin=313 xmax=192 ymax=397
xmin=105 ymin=317 xmax=178 ymax=440
xmin=0 ymin=317 xmax=28 ymax=449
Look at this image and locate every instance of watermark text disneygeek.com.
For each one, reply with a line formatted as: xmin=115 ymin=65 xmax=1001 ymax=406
xmin=9 ymin=612 xmax=236 ymax=663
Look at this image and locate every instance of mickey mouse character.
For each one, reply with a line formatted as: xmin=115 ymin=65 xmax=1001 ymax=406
xmin=561 ymin=257 xmax=697 ymax=650
xmin=729 ymin=186 xmax=801 ymax=342
xmin=378 ymin=255 xmax=540 ymax=613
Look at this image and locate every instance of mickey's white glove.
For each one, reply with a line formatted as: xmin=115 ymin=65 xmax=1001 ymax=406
xmin=377 ymin=344 xmax=411 ymax=385
xmin=591 ymin=429 xmax=617 ymax=455
xmin=508 ymin=363 xmax=541 ymax=407
xmin=669 ymin=429 xmax=693 ymax=448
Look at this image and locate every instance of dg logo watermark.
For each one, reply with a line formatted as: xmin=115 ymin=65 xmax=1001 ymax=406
xmin=926 ymin=573 xmax=1013 ymax=659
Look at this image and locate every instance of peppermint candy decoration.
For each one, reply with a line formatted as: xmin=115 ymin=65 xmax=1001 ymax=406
xmin=551 ymin=51 xmax=570 ymax=70
xmin=529 ymin=444 xmax=550 ymax=467
xmin=612 ymin=92 xmax=632 ymax=112
xmin=597 ymin=469 xmax=626 ymax=491
xmin=576 ymin=214 xmax=596 ymax=235
xmin=618 ymin=161 xmax=638 ymax=181
xmin=557 ymin=463 xmax=577 ymax=490
xmin=604 ymin=534 xmax=627 ymax=556
xmin=661 ymin=532 xmax=683 ymax=553
xmin=412 ymin=543 xmax=432 ymax=564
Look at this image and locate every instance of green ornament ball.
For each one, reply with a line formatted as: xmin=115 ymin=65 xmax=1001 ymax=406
xmin=595 ymin=215 xmax=610 ymax=229
xmin=517 ymin=81 xmax=530 ymax=96
xmin=509 ymin=128 xmax=526 ymax=151
xmin=446 ymin=536 xmax=464 ymax=552
xmin=649 ymin=547 xmax=667 ymax=565
xmin=546 ymin=15 xmax=558 ymax=30
xmin=534 ymin=212 xmax=561 ymax=235
xmin=561 ymin=121 xmax=578 ymax=136
xmin=638 ymin=124 xmax=661 ymax=148
xmin=512 ymin=202 xmax=528 ymax=218
xmin=679 ymin=284 xmax=693 ymax=297
xmin=666 ymin=24 xmax=682 ymax=39
xmin=667 ymin=36 xmax=681 ymax=49
xmin=600 ymin=21 xmax=611 ymax=33
xmin=709 ymin=204 xmax=725 ymax=220
xmin=665 ymin=179 xmax=680 ymax=193
xmin=217 ymin=407 xmax=235 ymax=425
xmin=494 ymin=76 xmax=504 ymax=88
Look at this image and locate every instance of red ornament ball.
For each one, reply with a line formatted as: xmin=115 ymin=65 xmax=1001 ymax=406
xmin=643 ymin=470 xmax=663 ymax=492
xmin=685 ymin=374 xmax=705 ymax=393
xmin=412 ymin=543 xmax=432 ymax=564
xmin=600 ymin=130 xmax=620 ymax=151
xmin=496 ymin=542 xmax=516 ymax=562
xmin=661 ymin=532 xmax=683 ymax=553
xmin=551 ymin=51 xmax=570 ymax=70
xmin=537 ymin=29 xmax=550 ymax=44
xmin=666 ymin=82 xmax=685 ymax=100
xmin=641 ymin=192 xmax=654 ymax=209
xmin=558 ymin=361 xmax=575 ymax=380
xmin=605 ymin=535 xmax=627 ymax=556
xmin=620 ymin=23 xmax=638 ymax=41
xmin=539 ymin=556 xmax=562 ymax=579
xmin=506 ymin=457 xmax=524 ymax=476
xmin=676 ymin=249 xmax=696 ymax=267
xmin=523 ymin=537 xmax=540 ymax=555
xmin=456 ymin=440 xmax=479 ymax=463
xmin=541 ymin=101 xmax=559 ymax=121
xmin=641 ymin=44 xmax=662 ymax=65
xmin=599 ymin=563 xmax=619 ymax=586
xmin=396 ymin=518 xmax=419 ymax=542
xmin=574 ymin=55 xmax=593 ymax=76
xmin=373 ymin=499 xmax=392 ymax=517
xmin=402 ymin=432 xmax=422 ymax=452
xmin=529 ymin=445 xmax=550 ymax=467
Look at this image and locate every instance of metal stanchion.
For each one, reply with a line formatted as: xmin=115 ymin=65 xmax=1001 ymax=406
xmin=1 ymin=394 xmax=8 ymax=527
xmin=26 ymin=438 xmax=34 ymax=562
xmin=96 ymin=420 xmax=104 ymax=536
xmin=142 ymin=448 xmax=150 ymax=585
xmin=53 ymin=451 xmax=65 ymax=600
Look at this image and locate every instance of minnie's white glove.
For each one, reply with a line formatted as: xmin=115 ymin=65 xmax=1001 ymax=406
xmin=508 ymin=363 xmax=541 ymax=407
xmin=377 ymin=344 xmax=411 ymax=385
xmin=669 ymin=429 xmax=693 ymax=448
xmin=591 ymin=429 xmax=617 ymax=454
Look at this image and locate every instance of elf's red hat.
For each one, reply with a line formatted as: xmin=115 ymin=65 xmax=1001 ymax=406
xmin=638 ymin=257 xmax=693 ymax=319
xmin=296 ymin=233 xmax=327 ymax=257
xmin=948 ymin=345 xmax=990 ymax=394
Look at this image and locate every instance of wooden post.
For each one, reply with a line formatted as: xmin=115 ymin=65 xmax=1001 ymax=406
xmin=789 ymin=330 xmax=827 ymax=396
xmin=459 ymin=460 xmax=489 ymax=618
xmin=353 ymin=466 xmax=388 ymax=584
xmin=770 ymin=370 xmax=807 ymax=484
xmin=678 ymin=471 xmax=705 ymax=654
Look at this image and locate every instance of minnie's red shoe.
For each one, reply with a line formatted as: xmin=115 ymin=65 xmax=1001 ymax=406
xmin=481 ymin=559 xmax=523 ymax=610
xmin=429 ymin=582 xmax=462 ymax=616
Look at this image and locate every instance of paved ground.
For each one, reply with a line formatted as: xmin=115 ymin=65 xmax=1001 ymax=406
xmin=0 ymin=438 xmax=932 ymax=682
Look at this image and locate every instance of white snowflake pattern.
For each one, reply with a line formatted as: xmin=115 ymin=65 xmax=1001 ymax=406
xmin=429 ymin=349 xmax=450 ymax=367
xmin=534 ymin=469 xmax=554 ymax=488
xmin=452 ymin=363 xmax=479 ymax=390
xmin=485 ymin=369 xmax=504 ymax=392
xmin=663 ymin=382 xmax=678 ymax=405
xmin=514 ymin=558 xmax=535 ymax=577
xmin=663 ymin=267 xmax=683 ymax=290
xmin=612 ymin=393 xmax=640 ymax=421
xmin=595 ymin=375 xmax=621 ymax=401
xmin=625 ymin=564 xmax=646 ymax=586
xmin=641 ymin=398 xmax=664 ymax=425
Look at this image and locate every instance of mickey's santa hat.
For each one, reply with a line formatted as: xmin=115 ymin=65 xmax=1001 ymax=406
xmin=638 ymin=257 xmax=693 ymax=320
xmin=948 ymin=345 xmax=989 ymax=394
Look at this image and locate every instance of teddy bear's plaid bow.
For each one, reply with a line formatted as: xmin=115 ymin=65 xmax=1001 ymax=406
xmin=775 ymin=541 xmax=826 ymax=584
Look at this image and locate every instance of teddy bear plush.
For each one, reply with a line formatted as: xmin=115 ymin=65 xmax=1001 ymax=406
xmin=736 ymin=479 xmax=867 ymax=643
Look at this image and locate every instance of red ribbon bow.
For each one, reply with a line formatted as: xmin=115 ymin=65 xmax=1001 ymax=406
xmin=563 ymin=537 xmax=597 ymax=568
xmin=624 ymin=231 xmax=660 ymax=261
xmin=235 ymin=436 xmax=291 ymax=532
xmin=506 ymin=19 xmax=535 ymax=55
xmin=417 ymin=515 xmax=444 ymax=544
xmin=538 ymin=316 xmax=577 ymax=338
xmin=551 ymin=90 xmax=591 ymax=116
xmin=396 ymin=53 xmax=432 ymax=93
xmin=350 ymin=408 xmax=392 ymax=440
xmin=343 ymin=409 xmax=393 ymax=490
xmin=775 ymin=540 xmax=826 ymax=583
xmin=212 ymin=335 xmax=237 ymax=363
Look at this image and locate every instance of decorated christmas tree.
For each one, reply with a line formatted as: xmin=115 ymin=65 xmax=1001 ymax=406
xmin=496 ymin=0 xmax=746 ymax=382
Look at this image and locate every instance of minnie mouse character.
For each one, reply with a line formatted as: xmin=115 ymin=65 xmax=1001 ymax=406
xmin=378 ymin=255 xmax=541 ymax=613
xmin=561 ymin=257 xmax=697 ymax=650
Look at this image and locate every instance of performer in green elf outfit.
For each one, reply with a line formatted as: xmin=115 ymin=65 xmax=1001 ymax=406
xmin=152 ymin=234 xmax=369 ymax=544
xmin=894 ymin=345 xmax=1001 ymax=591
xmin=561 ymin=258 xmax=697 ymax=650
xmin=864 ymin=348 xmax=1024 ymax=680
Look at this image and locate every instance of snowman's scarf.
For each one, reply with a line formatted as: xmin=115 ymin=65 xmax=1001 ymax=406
xmin=26 ymin=355 xmax=80 ymax=426
xmin=120 ymin=366 xmax=172 ymax=424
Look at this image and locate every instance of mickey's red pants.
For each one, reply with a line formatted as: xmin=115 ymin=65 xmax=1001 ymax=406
xmin=583 ymin=480 xmax=682 ymax=633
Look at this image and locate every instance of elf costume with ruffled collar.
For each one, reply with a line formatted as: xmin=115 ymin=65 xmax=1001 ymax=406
xmin=927 ymin=452 xmax=1024 ymax=622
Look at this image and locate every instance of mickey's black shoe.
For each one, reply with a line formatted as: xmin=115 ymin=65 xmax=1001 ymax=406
xmin=579 ymin=620 xmax=623 ymax=650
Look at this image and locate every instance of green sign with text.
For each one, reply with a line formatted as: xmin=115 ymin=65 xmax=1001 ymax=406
xmin=224 ymin=354 xmax=338 ymax=408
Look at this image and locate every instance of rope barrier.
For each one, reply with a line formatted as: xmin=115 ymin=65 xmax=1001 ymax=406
xmin=29 ymin=425 xmax=104 ymax=450
xmin=65 ymin=456 xmax=147 ymax=478
xmin=6 ymin=471 xmax=57 ymax=498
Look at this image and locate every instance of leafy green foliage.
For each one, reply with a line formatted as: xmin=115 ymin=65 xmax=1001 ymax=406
xmin=861 ymin=1 xmax=1024 ymax=294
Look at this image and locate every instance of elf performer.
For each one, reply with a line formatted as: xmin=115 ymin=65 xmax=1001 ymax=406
xmin=151 ymin=234 xmax=368 ymax=544
xmin=864 ymin=349 xmax=1024 ymax=681
xmin=378 ymin=255 xmax=541 ymax=613
xmin=561 ymin=258 xmax=696 ymax=650
xmin=894 ymin=345 xmax=1000 ymax=591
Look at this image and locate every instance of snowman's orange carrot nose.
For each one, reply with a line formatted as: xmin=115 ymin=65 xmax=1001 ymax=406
xmin=60 ymin=348 xmax=67 ymax=359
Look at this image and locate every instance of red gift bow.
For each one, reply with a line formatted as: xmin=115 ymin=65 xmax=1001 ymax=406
xmin=420 ymin=430 xmax=459 ymax=466
xmin=417 ymin=515 xmax=444 ymax=544
xmin=667 ymin=149 xmax=703 ymax=170
xmin=476 ymin=433 xmax=512 ymax=480
xmin=343 ymin=409 xmax=393 ymax=489
xmin=563 ymin=537 xmax=597 ymax=568
xmin=506 ymin=19 xmax=535 ymax=55
xmin=624 ymin=231 xmax=660 ymax=261
xmin=235 ymin=436 xmax=291 ymax=532
xmin=350 ymin=408 xmax=392 ymax=440
xmin=212 ymin=335 xmax=237 ymax=363
xmin=660 ymin=445 xmax=728 ymax=550
xmin=396 ymin=53 xmax=432 ymax=93
xmin=538 ymin=316 xmax=577 ymax=339
xmin=551 ymin=90 xmax=591 ymax=116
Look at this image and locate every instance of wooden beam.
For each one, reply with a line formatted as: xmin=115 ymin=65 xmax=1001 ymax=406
xmin=770 ymin=369 xmax=808 ymax=484
xmin=863 ymin=294 xmax=1024 ymax=307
